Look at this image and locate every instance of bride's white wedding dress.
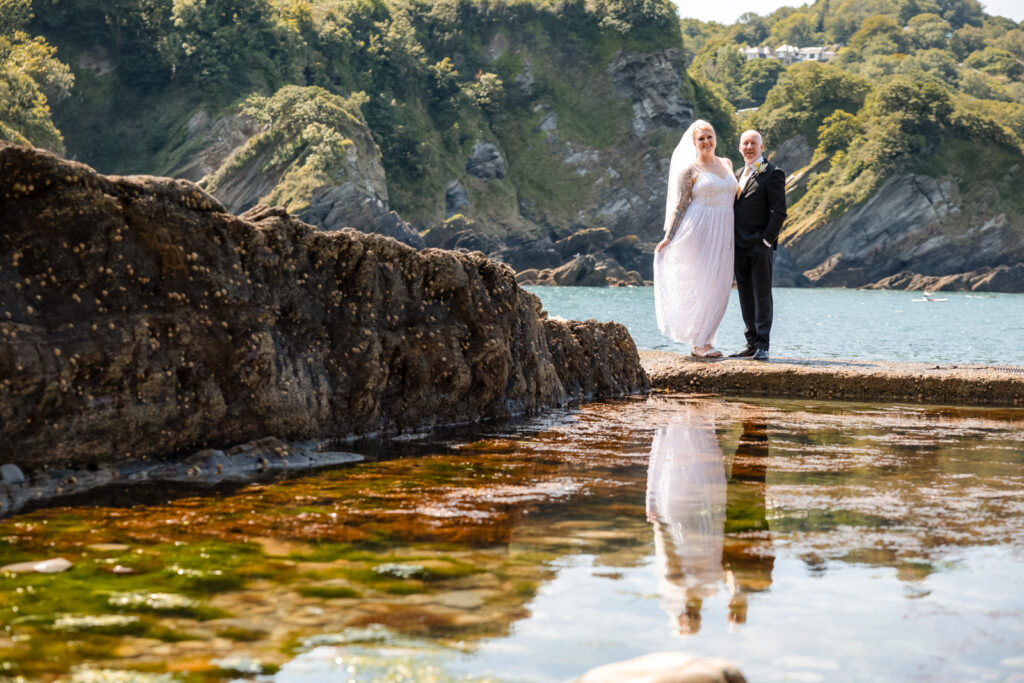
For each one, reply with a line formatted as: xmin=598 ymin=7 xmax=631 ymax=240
xmin=646 ymin=412 xmax=727 ymax=634
xmin=654 ymin=170 xmax=736 ymax=348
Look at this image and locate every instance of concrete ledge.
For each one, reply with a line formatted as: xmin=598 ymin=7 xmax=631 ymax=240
xmin=640 ymin=350 xmax=1024 ymax=407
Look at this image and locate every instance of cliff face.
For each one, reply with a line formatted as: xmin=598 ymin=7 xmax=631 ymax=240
xmin=185 ymin=45 xmax=693 ymax=265
xmin=783 ymin=171 xmax=1024 ymax=292
xmin=0 ymin=142 xmax=648 ymax=473
xmin=164 ymin=45 xmax=694 ymax=285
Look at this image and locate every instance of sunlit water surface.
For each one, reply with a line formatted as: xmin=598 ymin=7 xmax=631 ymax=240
xmin=2 ymin=397 xmax=1023 ymax=682
xmin=525 ymin=286 xmax=1024 ymax=365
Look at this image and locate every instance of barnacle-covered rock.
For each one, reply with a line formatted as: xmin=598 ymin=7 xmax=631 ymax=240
xmin=0 ymin=142 xmax=648 ymax=473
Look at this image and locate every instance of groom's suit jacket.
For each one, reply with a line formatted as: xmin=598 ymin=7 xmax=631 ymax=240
xmin=734 ymin=160 xmax=787 ymax=252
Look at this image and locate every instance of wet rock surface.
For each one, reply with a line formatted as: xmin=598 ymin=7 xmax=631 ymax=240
xmin=579 ymin=652 xmax=747 ymax=683
xmin=0 ymin=142 xmax=649 ymax=480
xmin=641 ymin=350 xmax=1024 ymax=407
xmin=0 ymin=436 xmax=365 ymax=518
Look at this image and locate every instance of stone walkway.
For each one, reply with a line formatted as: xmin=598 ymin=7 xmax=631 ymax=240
xmin=640 ymin=350 xmax=1024 ymax=407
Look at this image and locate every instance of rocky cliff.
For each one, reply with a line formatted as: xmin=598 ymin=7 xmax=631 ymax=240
xmin=174 ymin=44 xmax=696 ymax=286
xmin=0 ymin=142 xmax=649 ymax=475
xmin=781 ymin=168 xmax=1024 ymax=292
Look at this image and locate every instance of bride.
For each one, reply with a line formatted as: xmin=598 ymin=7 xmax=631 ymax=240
xmin=654 ymin=120 xmax=736 ymax=358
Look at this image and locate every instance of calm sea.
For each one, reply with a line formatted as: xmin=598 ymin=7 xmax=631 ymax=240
xmin=526 ymin=286 xmax=1024 ymax=366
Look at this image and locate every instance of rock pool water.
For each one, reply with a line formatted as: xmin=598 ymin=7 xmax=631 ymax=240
xmin=1 ymin=396 xmax=1023 ymax=682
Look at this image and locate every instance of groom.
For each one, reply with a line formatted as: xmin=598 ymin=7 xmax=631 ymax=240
xmin=731 ymin=130 xmax=787 ymax=362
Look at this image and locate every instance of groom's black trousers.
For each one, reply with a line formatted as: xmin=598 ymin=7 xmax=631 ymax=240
xmin=734 ymin=244 xmax=773 ymax=351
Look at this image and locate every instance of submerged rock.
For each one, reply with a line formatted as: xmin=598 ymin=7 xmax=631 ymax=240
xmin=1 ymin=557 xmax=73 ymax=574
xmin=0 ymin=142 xmax=648 ymax=479
xmin=0 ymin=464 xmax=25 ymax=483
xmin=577 ymin=651 xmax=747 ymax=683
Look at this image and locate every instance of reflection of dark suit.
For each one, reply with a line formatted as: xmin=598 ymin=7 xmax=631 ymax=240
xmin=723 ymin=419 xmax=774 ymax=624
xmin=734 ymin=162 xmax=787 ymax=351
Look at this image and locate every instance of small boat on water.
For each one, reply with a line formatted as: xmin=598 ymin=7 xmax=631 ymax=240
xmin=912 ymin=291 xmax=949 ymax=302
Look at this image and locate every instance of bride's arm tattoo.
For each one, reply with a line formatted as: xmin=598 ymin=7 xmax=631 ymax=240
xmin=665 ymin=167 xmax=697 ymax=242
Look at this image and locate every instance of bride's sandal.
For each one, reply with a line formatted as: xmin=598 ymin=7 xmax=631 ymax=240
xmin=691 ymin=346 xmax=723 ymax=358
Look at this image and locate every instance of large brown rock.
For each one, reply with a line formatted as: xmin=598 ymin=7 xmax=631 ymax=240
xmin=0 ymin=142 xmax=648 ymax=474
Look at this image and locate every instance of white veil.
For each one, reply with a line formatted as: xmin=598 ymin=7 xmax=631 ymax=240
xmin=663 ymin=119 xmax=713 ymax=233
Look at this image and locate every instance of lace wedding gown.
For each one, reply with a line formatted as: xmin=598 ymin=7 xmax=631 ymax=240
xmin=653 ymin=171 xmax=736 ymax=348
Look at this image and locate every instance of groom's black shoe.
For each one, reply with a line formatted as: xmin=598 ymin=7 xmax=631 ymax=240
xmin=730 ymin=345 xmax=757 ymax=358
xmin=752 ymin=348 xmax=770 ymax=362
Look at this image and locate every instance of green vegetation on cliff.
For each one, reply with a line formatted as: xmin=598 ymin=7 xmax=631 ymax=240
xmin=4 ymin=0 xmax=1023 ymax=287
xmin=681 ymin=0 xmax=1024 ymax=253
xmin=0 ymin=0 xmax=73 ymax=152
xmin=2 ymin=0 xmax=691 ymax=237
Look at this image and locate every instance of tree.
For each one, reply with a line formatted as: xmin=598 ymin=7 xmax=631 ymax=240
xmin=909 ymin=48 xmax=959 ymax=83
xmin=815 ymin=110 xmax=863 ymax=158
xmin=935 ymin=0 xmax=984 ymax=28
xmin=822 ymin=0 xmax=900 ymax=44
xmin=950 ymin=24 xmax=986 ymax=59
xmin=0 ymin=0 xmax=74 ymax=151
xmin=964 ymin=46 xmax=1024 ymax=79
xmin=768 ymin=11 xmax=819 ymax=46
xmin=994 ymin=29 xmax=1024 ymax=59
xmin=0 ymin=0 xmax=31 ymax=34
xmin=690 ymin=39 xmax=744 ymax=104
xmin=958 ymin=67 xmax=1013 ymax=100
xmin=158 ymin=0 xmax=295 ymax=93
xmin=737 ymin=57 xmax=783 ymax=109
xmin=750 ymin=62 xmax=872 ymax=148
xmin=863 ymin=76 xmax=954 ymax=156
xmin=466 ymin=71 xmax=504 ymax=114
xmin=733 ymin=12 xmax=769 ymax=45
xmin=896 ymin=0 xmax=941 ymax=24
xmin=848 ymin=14 xmax=909 ymax=56
xmin=907 ymin=13 xmax=952 ymax=49
xmin=591 ymin=0 xmax=677 ymax=34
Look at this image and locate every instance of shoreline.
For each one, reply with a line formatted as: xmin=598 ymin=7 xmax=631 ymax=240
xmin=641 ymin=350 xmax=1024 ymax=407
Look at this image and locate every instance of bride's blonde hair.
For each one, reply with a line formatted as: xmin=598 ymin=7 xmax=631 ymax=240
xmin=690 ymin=119 xmax=715 ymax=142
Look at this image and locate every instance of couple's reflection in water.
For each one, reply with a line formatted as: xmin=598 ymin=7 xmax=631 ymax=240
xmin=646 ymin=402 xmax=773 ymax=636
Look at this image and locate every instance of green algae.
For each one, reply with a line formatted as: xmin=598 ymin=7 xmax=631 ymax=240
xmin=296 ymin=585 xmax=362 ymax=599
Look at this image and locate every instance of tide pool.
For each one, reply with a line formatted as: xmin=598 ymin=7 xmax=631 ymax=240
xmin=525 ymin=286 xmax=1024 ymax=366
xmin=5 ymin=397 xmax=1022 ymax=681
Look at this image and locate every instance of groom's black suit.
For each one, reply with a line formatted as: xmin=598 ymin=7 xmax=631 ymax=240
xmin=733 ymin=160 xmax=787 ymax=352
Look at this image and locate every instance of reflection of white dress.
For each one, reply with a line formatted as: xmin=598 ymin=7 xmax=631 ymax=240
xmin=653 ymin=172 xmax=736 ymax=348
xmin=646 ymin=416 xmax=727 ymax=625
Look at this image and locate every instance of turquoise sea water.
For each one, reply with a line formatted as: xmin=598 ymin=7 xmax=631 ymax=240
xmin=526 ymin=286 xmax=1024 ymax=366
